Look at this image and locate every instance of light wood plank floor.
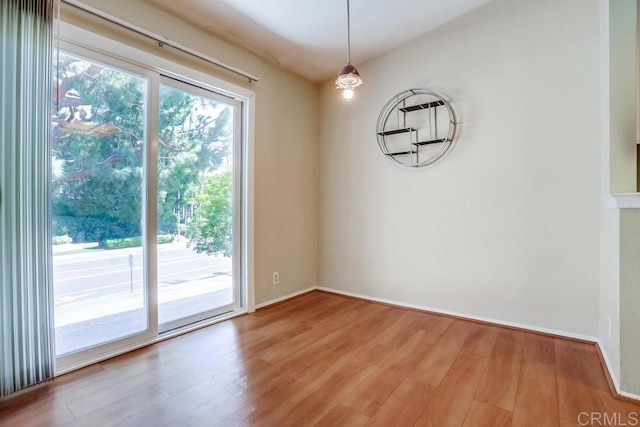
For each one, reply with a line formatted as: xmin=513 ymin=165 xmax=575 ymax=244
xmin=1 ymin=291 xmax=638 ymax=426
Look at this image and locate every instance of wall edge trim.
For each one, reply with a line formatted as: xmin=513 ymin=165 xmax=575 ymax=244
xmin=316 ymin=286 xmax=598 ymax=342
xmin=596 ymin=340 xmax=640 ymax=404
xmin=254 ymin=286 xmax=317 ymax=309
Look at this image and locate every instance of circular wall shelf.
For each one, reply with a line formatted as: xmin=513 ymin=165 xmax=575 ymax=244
xmin=376 ymin=89 xmax=457 ymax=168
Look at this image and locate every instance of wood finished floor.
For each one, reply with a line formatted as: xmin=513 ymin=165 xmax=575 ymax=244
xmin=1 ymin=291 xmax=638 ymax=427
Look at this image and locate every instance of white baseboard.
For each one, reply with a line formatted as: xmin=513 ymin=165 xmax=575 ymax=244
xmin=316 ymin=286 xmax=599 ymax=343
xmin=254 ymin=286 xmax=317 ymax=309
xmin=596 ymin=339 xmax=621 ymax=390
xmin=619 ymin=390 xmax=640 ymax=401
xmin=596 ymin=339 xmax=640 ymax=402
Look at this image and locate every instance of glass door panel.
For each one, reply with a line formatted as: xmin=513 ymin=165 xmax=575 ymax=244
xmin=157 ymin=79 xmax=239 ymax=330
xmin=52 ymin=51 xmax=149 ymax=355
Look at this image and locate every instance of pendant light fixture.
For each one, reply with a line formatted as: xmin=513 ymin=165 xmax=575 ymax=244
xmin=335 ymin=0 xmax=362 ymax=99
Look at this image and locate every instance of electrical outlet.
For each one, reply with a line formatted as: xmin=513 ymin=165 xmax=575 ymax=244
xmin=272 ymin=272 xmax=279 ymax=285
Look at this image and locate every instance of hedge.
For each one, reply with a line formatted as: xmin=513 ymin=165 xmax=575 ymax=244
xmin=103 ymin=234 xmax=175 ymax=250
xmin=53 ymin=215 xmax=140 ymax=244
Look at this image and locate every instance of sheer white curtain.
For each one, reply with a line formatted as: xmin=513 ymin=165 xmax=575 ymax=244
xmin=0 ymin=0 xmax=56 ymax=398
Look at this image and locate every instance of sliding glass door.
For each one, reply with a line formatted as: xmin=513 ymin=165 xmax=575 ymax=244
xmin=52 ymin=51 xmax=152 ymax=356
xmin=156 ymin=78 xmax=241 ymax=332
xmin=52 ymin=43 xmax=243 ymax=364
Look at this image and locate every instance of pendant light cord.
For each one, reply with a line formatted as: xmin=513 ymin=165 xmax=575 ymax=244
xmin=346 ymin=0 xmax=351 ymax=64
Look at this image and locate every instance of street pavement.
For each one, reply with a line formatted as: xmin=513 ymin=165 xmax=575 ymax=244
xmin=53 ymin=242 xmax=231 ymax=299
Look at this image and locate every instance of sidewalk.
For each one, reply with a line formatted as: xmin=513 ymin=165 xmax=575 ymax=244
xmin=55 ymin=274 xmax=233 ymax=355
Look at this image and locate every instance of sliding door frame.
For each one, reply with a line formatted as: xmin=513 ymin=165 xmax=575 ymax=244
xmin=157 ymin=76 xmax=243 ymax=333
xmin=55 ymin=22 xmax=255 ymax=375
xmin=55 ymin=41 xmax=159 ymax=372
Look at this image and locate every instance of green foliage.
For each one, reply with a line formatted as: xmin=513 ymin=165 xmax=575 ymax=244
xmin=186 ymin=172 xmax=232 ymax=257
xmin=156 ymin=85 xmax=231 ymax=234
xmin=103 ymin=234 xmax=174 ymax=250
xmin=52 ymin=235 xmax=73 ymax=245
xmin=53 ymin=215 xmax=139 ymax=243
xmin=52 ymin=55 xmax=145 ymax=242
xmin=104 ymin=236 xmax=142 ymax=250
xmin=157 ymin=234 xmax=175 ymax=245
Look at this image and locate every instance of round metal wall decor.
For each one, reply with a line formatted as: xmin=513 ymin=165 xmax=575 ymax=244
xmin=376 ymin=89 xmax=457 ymax=168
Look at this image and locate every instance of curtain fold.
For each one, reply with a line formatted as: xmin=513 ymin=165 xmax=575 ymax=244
xmin=0 ymin=0 xmax=56 ymax=398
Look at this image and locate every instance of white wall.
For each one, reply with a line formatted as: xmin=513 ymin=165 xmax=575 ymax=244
xmin=600 ymin=207 xmax=621 ymax=382
xmin=66 ymin=0 xmax=318 ymax=306
xmin=319 ymin=0 xmax=602 ymax=336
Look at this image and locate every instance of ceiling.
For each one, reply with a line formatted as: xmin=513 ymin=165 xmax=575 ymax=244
xmin=143 ymin=0 xmax=492 ymax=83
